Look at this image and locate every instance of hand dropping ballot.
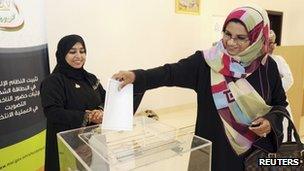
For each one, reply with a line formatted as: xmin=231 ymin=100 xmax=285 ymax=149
xmin=102 ymin=79 xmax=133 ymax=131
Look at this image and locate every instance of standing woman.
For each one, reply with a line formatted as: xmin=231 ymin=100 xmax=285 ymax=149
xmin=113 ymin=5 xmax=288 ymax=171
xmin=40 ymin=35 xmax=105 ymax=171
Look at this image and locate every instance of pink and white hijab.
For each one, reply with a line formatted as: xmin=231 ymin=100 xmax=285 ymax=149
xmin=203 ymin=5 xmax=272 ymax=155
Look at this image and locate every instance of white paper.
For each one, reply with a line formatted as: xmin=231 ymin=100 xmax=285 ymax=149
xmin=102 ymin=79 xmax=133 ymax=131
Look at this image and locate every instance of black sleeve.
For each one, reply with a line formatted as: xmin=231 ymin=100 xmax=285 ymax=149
xmin=40 ymin=76 xmax=85 ymax=127
xmin=255 ymin=58 xmax=288 ymax=152
xmin=97 ymin=84 xmax=106 ymax=109
xmin=133 ymin=93 xmax=144 ymax=113
xmin=133 ymin=51 xmax=203 ymax=93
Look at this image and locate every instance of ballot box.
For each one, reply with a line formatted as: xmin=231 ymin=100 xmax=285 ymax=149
xmin=57 ymin=116 xmax=212 ymax=171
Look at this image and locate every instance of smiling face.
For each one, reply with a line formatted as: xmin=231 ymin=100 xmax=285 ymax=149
xmin=65 ymin=42 xmax=86 ymax=69
xmin=222 ymin=21 xmax=250 ymax=56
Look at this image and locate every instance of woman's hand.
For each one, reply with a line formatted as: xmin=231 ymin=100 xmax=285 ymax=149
xmin=249 ymin=117 xmax=271 ymax=137
xmin=112 ymin=71 xmax=136 ymax=89
xmin=85 ymin=110 xmax=103 ymax=124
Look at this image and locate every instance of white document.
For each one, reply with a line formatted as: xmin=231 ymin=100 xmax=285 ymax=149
xmin=102 ymin=79 xmax=133 ymax=131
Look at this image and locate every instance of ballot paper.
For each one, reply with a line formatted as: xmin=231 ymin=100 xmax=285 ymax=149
xmin=102 ymin=79 xmax=133 ymax=131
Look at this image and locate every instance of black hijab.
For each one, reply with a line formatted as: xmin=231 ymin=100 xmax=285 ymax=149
xmin=52 ymin=34 xmax=98 ymax=86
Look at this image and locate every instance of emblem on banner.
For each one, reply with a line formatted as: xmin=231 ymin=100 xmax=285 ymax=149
xmin=0 ymin=0 xmax=24 ymax=31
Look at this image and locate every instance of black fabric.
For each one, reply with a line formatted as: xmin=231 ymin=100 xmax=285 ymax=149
xmin=41 ymin=73 xmax=106 ymax=171
xmin=133 ymin=51 xmax=287 ymax=171
xmin=40 ymin=34 xmax=106 ymax=171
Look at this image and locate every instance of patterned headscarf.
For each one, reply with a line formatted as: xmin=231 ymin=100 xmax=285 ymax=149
xmin=203 ymin=5 xmax=272 ymax=155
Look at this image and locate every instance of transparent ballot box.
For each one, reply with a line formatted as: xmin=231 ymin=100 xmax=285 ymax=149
xmin=57 ymin=116 xmax=212 ymax=171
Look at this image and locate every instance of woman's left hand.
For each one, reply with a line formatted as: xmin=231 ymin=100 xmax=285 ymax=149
xmin=249 ymin=117 xmax=271 ymax=137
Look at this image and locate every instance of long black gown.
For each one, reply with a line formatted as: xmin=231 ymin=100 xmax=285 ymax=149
xmin=40 ymin=72 xmax=106 ymax=171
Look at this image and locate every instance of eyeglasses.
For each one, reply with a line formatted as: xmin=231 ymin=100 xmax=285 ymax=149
xmin=222 ymin=31 xmax=249 ymax=45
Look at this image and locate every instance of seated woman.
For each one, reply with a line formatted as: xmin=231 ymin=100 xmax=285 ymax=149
xmin=112 ymin=5 xmax=288 ymax=171
xmin=40 ymin=34 xmax=105 ymax=171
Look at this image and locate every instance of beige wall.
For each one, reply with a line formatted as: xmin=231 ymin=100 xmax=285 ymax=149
xmin=45 ymin=0 xmax=304 ymax=112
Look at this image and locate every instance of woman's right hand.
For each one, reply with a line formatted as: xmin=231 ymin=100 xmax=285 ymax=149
xmin=85 ymin=110 xmax=103 ymax=124
xmin=112 ymin=71 xmax=136 ymax=89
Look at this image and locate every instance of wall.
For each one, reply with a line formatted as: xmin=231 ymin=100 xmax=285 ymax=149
xmin=45 ymin=0 xmax=304 ymax=112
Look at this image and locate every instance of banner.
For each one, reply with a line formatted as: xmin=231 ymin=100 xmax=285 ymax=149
xmin=0 ymin=0 xmax=49 ymax=170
